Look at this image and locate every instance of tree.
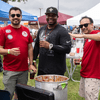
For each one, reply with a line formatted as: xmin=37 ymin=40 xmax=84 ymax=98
xmin=1 ymin=0 xmax=28 ymax=3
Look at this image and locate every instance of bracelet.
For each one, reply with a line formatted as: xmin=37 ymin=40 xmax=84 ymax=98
xmin=8 ymin=49 xmax=10 ymax=54
xmin=33 ymin=60 xmax=36 ymax=62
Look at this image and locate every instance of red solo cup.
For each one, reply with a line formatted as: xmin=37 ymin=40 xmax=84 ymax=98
xmin=76 ymin=48 xmax=80 ymax=53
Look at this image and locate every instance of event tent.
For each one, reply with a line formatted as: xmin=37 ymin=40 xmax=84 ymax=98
xmin=0 ymin=21 xmax=11 ymax=24
xmin=0 ymin=21 xmax=4 ymax=24
xmin=29 ymin=12 xmax=73 ymax=25
xmin=67 ymin=3 xmax=100 ymax=25
xmin=0 ymin=0 xmax=38 ymax=21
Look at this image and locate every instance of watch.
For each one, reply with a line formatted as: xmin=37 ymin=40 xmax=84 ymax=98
xmin=49 ymin=43 xmax=53 ymax=50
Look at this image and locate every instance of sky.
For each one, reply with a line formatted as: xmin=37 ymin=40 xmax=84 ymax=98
xmin=8 ymin=0 xmax=100 ymax=17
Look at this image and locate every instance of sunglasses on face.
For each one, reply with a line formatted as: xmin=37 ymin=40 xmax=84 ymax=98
xmin=79 ymin=23 xmax=91 ymax=28
xmin=10 ymin=14 xmax=21 ymax=18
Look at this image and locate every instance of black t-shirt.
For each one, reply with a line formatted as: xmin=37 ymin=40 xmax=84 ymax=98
xmin=33 ymin=24 xmax=71 ymax=75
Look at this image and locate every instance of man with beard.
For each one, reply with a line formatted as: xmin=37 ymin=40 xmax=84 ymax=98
xmin=69 ymin=16 xmax=100 ymax=100
xmin=33 ymin=7 xmax=71 ymax=75
xmin=0 ymin=7 xmax=37 ymax=100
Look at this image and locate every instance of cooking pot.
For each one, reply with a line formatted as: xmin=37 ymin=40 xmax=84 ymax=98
xmin=35 ymin=75 xmax=69 ymax=100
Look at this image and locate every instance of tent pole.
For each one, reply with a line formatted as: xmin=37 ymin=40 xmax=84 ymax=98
xmin=58 ymin=0 xmax=59 ymax=11
xmin=37 ymin=21 xmax=40 ymax=29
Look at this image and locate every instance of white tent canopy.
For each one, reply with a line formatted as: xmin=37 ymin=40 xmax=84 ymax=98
xmin=67 ymin=3 xmax=100 ymax=25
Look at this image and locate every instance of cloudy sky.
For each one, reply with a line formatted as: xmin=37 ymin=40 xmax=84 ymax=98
xmin=8 ymin=0 xmax=100 ymax=17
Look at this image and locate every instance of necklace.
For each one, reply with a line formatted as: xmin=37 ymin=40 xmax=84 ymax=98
xmin=45 ymin=23 xmax=57 ymax=37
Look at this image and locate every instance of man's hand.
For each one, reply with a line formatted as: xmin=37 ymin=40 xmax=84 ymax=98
xmin=39 ymin=41 xmax=50 ymax=49
xmin=9 ymin=48 xmax=20 ymax=56
xmin=28 ymin=65 xmax=37 ymax=73
xmin=73 ymin=59 xmax=81 ymax=65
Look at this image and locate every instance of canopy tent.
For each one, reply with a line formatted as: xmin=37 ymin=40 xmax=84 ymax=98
xmin=0 ymin=21 xmax=11 ymax=24
xmin=0 ymin=21 xmax=4 ymax=24
xmin=0 ymin=0 xmax=38 ymax=21
xmin=67 ymin=3 xmax=100 ymax=25
xmin=29 ymin=12 xmax=73 ymax=25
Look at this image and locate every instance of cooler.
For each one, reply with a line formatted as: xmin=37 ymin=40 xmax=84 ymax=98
xmin=16 ymin=83 xmax=54 ymax=100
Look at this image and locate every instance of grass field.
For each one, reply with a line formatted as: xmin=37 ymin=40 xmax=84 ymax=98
xmin=0 ymin=58 xmax=100 ymax=100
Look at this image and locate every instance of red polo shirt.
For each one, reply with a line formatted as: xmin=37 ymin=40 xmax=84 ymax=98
xmin=81 ymin=30 xmax=100 ymax=79
xmin=0 ymin=25 xmax=33 ymax=71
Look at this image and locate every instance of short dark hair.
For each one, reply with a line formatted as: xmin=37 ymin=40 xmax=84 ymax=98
xmin=9 ymin=7 xmax=22 ymax=15
xmin=80 ymin=16 xmax=93 ymax=23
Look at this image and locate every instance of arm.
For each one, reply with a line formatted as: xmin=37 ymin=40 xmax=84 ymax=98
xmin=51 ymin=28 xmax=71 ymax=53
xmin=0 ymin=46 xmax=9 ymax=55
xmin=28 ymin=43 xmax=33 ymax=65
xmin=69 ymin=32 xmax=100 ymax=41
xmin=40 ymin=28 xmax=71 ymax=54
xmin=28 ymin=43 xmax=37 ymax=73
xmin=0 ymin=46 xmax=20 ymax=56
xmin=83 ymin=33 xmax=100 ymax=41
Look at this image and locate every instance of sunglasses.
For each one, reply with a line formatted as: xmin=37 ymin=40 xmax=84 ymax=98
xmin=10 ymin=14 xmax=21 ymax=18
xmin=79 ymin=23 xmax=91 ymax=28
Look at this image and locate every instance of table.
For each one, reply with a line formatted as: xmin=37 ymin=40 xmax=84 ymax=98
xmin=66 ymin=54 xmax=81 ymax=82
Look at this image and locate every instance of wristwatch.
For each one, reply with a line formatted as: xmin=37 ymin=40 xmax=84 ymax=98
xmin=49 ymin=43 xmax=53 ymax=50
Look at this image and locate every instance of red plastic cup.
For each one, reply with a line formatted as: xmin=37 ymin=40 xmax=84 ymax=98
xmin=76 ymin=48 xmax=80 ymax=53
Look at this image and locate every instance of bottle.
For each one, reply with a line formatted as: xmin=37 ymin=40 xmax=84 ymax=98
xmin=30 ymin=70 xmax=35 ymax=79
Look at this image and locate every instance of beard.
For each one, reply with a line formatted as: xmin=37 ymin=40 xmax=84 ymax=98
xmin=11 ymin=19 xmax=20 ymax=25
xmin=12 ymin=22 xmax=20 ymax=25
xmin=48 ymin=21 xmax=57 ymax=26
xmin=82 ymin=28 xmax=90 ymax=34
xmin=46 ymin=17 xmax=57 ymax=26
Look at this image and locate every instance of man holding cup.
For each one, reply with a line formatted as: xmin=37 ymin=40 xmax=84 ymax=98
xmin=33 ymin=7 xmax=71 ymax=75
xmin=69 ymin=16 xmax=100 ymax=100
xmin=0 ymin=7 xmax=37 ymax=100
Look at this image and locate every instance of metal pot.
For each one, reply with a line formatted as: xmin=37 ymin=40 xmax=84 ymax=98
xmin=35 ymin=75 xmax=69 ymax=100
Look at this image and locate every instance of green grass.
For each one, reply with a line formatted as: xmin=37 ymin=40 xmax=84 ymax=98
xmin=0 ymin=58 xmax=100 ymax=100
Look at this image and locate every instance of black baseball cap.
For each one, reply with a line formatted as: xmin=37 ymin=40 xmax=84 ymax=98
xmin=45 ymin=7 xmax=58 ymax=16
